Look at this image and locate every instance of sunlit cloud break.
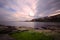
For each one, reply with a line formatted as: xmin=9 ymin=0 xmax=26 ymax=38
xmin=0 ymin=0 xmax=60 ymax=21
xmin=0 ymin=0 xmax=37 ymax=21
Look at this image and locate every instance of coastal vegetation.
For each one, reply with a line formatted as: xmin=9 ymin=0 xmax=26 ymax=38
xmin=9 ymin=31 xmax=54 ymax=40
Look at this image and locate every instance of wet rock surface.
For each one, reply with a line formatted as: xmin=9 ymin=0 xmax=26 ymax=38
xmin=0 ymin=34 xmax=15 ymax=40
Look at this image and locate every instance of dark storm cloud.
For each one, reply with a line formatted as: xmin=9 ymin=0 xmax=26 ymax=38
xmin=36 ymin=0 xmax=60 ymax=18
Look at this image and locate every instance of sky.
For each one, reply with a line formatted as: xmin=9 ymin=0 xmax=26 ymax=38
xmin=0 ymin=0 xmax=60 ymax=21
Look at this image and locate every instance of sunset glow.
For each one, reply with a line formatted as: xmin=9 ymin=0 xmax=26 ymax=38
xmin=0 ymin=0 xmax=60 ymax=21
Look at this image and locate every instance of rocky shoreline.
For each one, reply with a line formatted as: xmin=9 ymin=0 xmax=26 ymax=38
xmin=0 ymin=24 xmax=60 ymax=40
xmin=0 ymin=24 xmax=60 ymax=34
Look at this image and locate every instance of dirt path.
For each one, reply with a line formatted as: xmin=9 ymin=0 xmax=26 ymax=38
xmin=0 ymin=34 xmax=15 ymax=40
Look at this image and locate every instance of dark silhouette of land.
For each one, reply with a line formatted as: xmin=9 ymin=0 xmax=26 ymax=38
xmin=31 ymin=14 xmax=60 ymax=22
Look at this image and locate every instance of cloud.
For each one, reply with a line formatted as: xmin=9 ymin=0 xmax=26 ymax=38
xmin=0 ymin=0 xmax=37 ymax=21
xmin=48 ymin=10 xmax=60 ymax=17
xmin=35 ymin=0 xmax=60 ymax=18
xmin=0 ymin=0 xmax=60 ymax=21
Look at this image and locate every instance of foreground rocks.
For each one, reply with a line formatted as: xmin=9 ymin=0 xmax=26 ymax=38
xmin=0 ymin=25 xmax=17 ymax=34
xmin=0 ymin=25 xmax=17 ymax=40
xmin=0 ymin=34 xmax=15 ymax=40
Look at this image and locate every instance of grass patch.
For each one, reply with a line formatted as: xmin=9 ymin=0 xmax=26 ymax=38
xmin=9 ymin=31 xmax=54 ymax=40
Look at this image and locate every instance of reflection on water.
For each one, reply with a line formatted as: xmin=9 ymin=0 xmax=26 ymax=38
xmin=34 ymin=22 xmax=60 ymax=29
xmin=0 ymin=21 xmax=60 ymax=28
xmin=0 ymin=21 xmax=34 ymax=27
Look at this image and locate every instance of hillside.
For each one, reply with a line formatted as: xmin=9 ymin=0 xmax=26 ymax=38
xmin=31 ymin=14 xmax=60 ymax=22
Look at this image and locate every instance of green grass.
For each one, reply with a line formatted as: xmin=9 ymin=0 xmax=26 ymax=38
xmin=9 ymin=31 xmax=54 ymax=40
